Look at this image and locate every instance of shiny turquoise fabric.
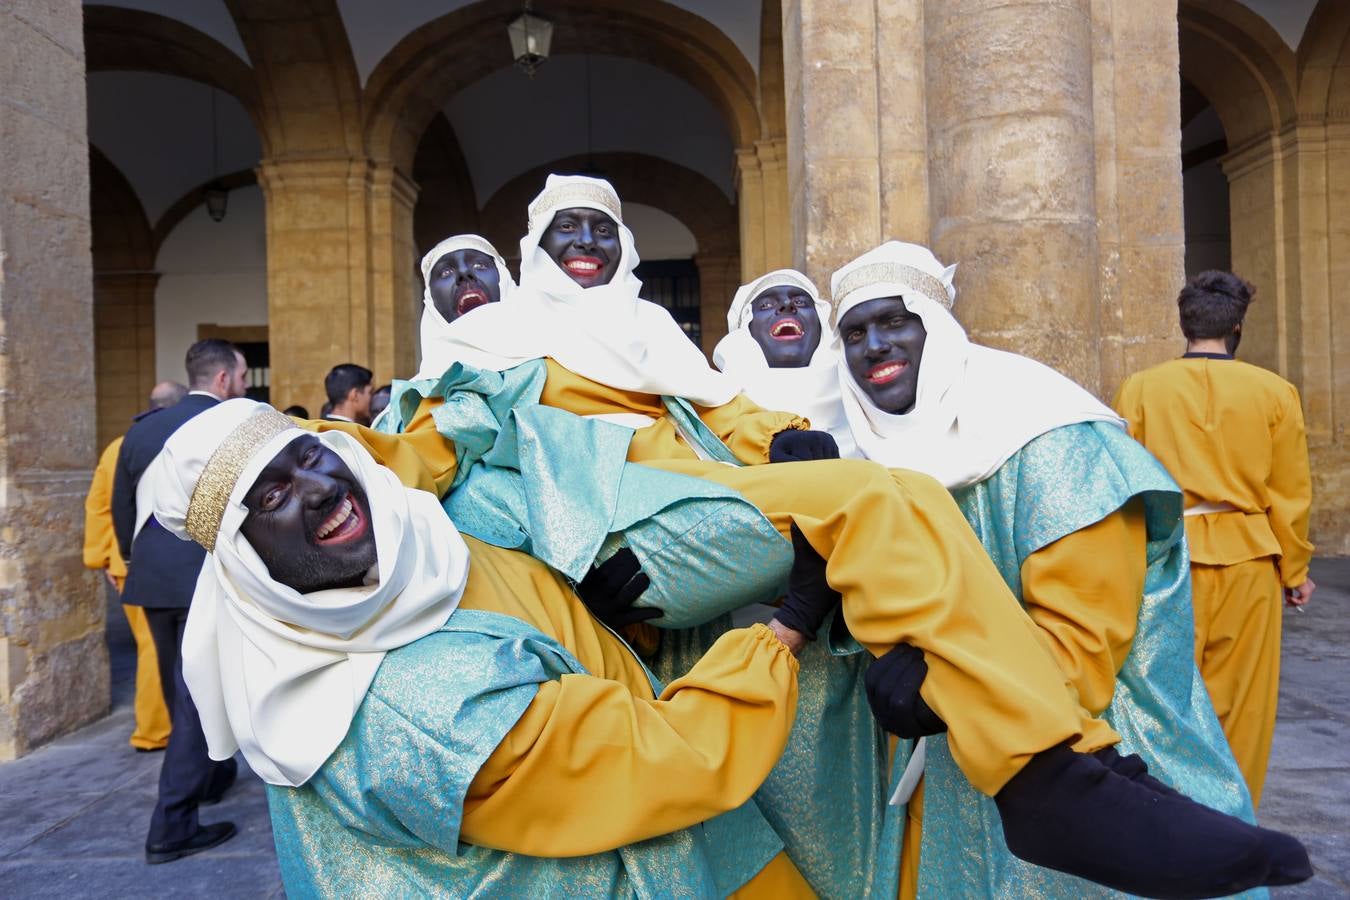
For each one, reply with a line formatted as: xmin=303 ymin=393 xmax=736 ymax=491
xmin=268 ymin=609 xmax=783 ymax=898
xmin=897 ymin=422 xmax=1260 ymax=898
xmin=381 ymin=363 xmax=792 ymax=628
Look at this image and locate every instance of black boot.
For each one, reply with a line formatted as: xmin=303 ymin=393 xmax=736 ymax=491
xmin=994 ymin=742 xmax=1308 ymax=898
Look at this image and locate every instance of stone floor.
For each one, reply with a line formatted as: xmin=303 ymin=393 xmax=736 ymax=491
xmin=0 ymin=561 xmax=1346 ymax=898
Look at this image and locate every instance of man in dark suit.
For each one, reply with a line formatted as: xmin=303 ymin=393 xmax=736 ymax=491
xmin=321 ymin=363 xmax=374 ymax=424
xmin=113 ymin=339 xmax=249 ymax=864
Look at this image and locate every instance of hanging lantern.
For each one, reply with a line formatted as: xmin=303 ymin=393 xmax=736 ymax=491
xmin=508 ymin=5 xmax=552 ymax=77
xmin=204 ymin=182 xmax=229 ymax=223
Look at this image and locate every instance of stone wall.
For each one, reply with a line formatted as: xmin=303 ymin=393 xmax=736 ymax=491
xmin=0 ymin=0 xmax=108 ymax=759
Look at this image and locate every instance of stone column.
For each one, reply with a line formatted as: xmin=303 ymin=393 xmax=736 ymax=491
xmin=695 ymin=252 xmax=741 ymax=357
xmin=736 ymin=147 xmax=768 ymax=281
xmin=258 ymin=157 xmax=420 ymax=412
xmin=781 ymin=0 xmax=929 ymax=289
xmin=94 ymin=272 xmax=159 ymax=451
xmin=0 ymin=0 xmax=109 ymax=758
xmin=925 ymin=0 xmax=1102 ymax=390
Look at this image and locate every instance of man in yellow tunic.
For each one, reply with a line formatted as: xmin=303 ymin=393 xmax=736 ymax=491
xmin=82 ymin=381 xmax=186 ymax=751
xmin=380 ymin=175 xmax=1310 ymax=898
xmin=142 ymin=399 xmax=821 ymax=897
xmin=1114 ymin=270 xmax=1315 ymax=807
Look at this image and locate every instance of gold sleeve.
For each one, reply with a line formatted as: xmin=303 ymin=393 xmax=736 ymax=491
xmin=1019 ymin=501 xmax=1147 ymax=716
xmin=1111 ymin=376 xmax=1143 ymax=443
xmin=692 ymin=393 xmax=807 ymax=465
xmin=1268 ymin=389 xmax=1314 ymax=587
xmin=83 ymin=439 xmax=122 ymax=574
xmin=299 ymin=397 xmax=458 ymax=497
xmin=460 ymin=624 xmax=799 ymax=857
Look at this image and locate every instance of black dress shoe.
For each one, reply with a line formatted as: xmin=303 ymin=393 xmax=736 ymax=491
xmin=994 ymin=742 xmax=1310 ymax=898
xmin=145 ymin=822 xmax=237 ymax=865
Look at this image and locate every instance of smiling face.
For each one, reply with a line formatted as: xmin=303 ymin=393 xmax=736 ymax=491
xmin=539 ymin=207 xmax=622 ymax=288
xmin=746 ymin=284 xmax=822 ymax=368
xmin=239 ymin=435 xmax=377 ymax=594
xmin=427 ymin=248 xmax=501 ymax=323
xmin=839 ymin=296 xmax=927 ymax=415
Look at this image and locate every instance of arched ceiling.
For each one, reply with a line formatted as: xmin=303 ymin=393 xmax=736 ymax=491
xmin=1234 ymin=0 xmax=1318 ymax=51
xmin=87 ymin=71 xmax=262 ymax=224
xmin=82 ymin=0 xmax=250 ymax=63
xmin=333 ymin=0 xmax=761 ymax=85
xmin=445 ymin=54 xmax=734 ymax=204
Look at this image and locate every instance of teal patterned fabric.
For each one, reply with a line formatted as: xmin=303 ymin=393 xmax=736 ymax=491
xmin=381 ymin=362 xmax=792 ymax=628
xmin=894 ymin=422 xmax=1260 ymax=899
xmin=268 ymin=609 xmax=783 ymax=899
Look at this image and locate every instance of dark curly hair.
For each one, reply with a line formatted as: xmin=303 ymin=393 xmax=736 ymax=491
xmin=1177 ymin=270 xmax=1255 ymax=340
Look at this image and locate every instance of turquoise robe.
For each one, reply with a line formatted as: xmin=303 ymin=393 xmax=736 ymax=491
xmin=892 ymin=422 xmax=1261 ymax=898
xmin=380 ymin=365 xmax=891 ymax=899
xmin=268 ymin=609 xmax=783 ymax=899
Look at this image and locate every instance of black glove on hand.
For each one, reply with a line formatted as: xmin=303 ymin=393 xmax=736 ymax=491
xmin=864 ymin=642 xmax=947 ymax=738
xmin=769 ymin=429 xmax=840 ymax=463
xmin=773 ymin=523 xmax=841 ymax=640
xmin=577 ymin=548 xmax=659 ymax=630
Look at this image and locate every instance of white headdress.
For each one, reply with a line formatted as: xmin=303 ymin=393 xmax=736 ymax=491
xmin=142 ymin=399 xmax=469 ymax=786
xmin=411 ymin=174 xmax=738 ymax=405
xmin=713 ymin=269 xmax=855 ymax=455
xmin=831 ymin=241 xmax=1122 ymax=487
xmin=418 ymin=234 xmax=516 ymax=377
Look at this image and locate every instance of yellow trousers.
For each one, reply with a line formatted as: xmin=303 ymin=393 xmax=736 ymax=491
xmin=651 ymin=458 xmax=1117 ymax=795
xmin=121 ymin=601 xmax=171 ymax=751
xmin=1192 ymin=558 xmax=1282 ymax=808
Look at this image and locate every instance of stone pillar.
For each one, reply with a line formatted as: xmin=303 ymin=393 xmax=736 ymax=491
xmin=781 ymin=0 xmax=929 ymax=290
xmin=695 ymin=252 xmax=741 ymax=357
xmin=756 ymin=139 xmax=792 ymax=273
xmin=926 ymin=0 xmax=1102 ymax=390
xmin=1090 ymin=0 xmax=1187 ymax=395
xmin=94 ymin=272 xmax=158 ymax=451
xmin=0 ymin=0 xmax=109 ymax=758
xmin=258 ymin=157 xmax=421 ymax=412
xmin=736 ymin=147 xmax=768 ymax=281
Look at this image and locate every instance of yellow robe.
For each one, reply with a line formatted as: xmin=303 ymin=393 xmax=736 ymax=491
xmin=83 ymin=437 xmax=170 ymax=751
xmin=362 ymin=363 xmax=1117 ymax=797
xmin=1114 ymin=355 xmax=1313 ymax=806
xmin=302 ymin=418 xmax=815 ymax=896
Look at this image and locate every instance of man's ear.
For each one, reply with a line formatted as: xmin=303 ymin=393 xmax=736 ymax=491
xmin=345 ymin=386 xmax=361 ymax=405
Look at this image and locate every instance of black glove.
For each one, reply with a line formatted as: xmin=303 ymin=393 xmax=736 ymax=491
xmin=772 ymin=524 xmax=841 ymax=640
xmin=576 ymin=548 xmax=660 ymax=630
xmin=864 ymin=642 xmax=947 ymax=738
xmin=769 ymin=429 xmax=840 ymax=463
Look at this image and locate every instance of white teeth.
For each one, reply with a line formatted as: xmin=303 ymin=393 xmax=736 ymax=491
xmin=871 ymin=363 xmax=902 ymax=381
xmin=567 ymin=261 xmax=599 ymax=271
xmin=316 ymin=498 xmax=353 ymax=540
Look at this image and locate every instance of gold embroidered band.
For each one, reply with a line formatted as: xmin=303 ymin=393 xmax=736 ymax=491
xmin=831 ymin=262 xmax=952 ymax=326
xmin=528 ymin=184 xmax=624 ymax=232
xmin=185 ymin=407 xmax=296 ymax=549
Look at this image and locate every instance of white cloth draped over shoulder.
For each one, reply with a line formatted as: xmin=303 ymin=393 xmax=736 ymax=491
xmin=418 ymin=234 xmax=517 ymax=377
xmin=712 ymin=269 xmax=856 ymax=456
xmin=411 ymin=174 xmax=739 ymax=406
xmin=830 ymin=241 xmax=1123 ymax=489
xmin=141 ymin=399 xmax=469 ymax=787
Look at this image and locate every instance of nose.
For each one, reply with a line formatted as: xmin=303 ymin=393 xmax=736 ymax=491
xmin=575 ymin=220 xmax=596 ymax=250
xmin=775 ymin=294 xmax=795 ymax=314
xmin=863 ymin=325 xmax=889 ymax=359
xmin=294 ymin=469 xmax=340 ymax=509
xmin=454 ymin=263 xmax=478 ymax=284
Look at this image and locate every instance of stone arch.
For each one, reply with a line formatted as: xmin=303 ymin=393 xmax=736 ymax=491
xmin=89 ymin=147 xmax=158 ymax=450
xmin=151 ymin=169 xmax=260 ymax=257
xmin=478 ymin=153 xmax=737 ymax=262
xmin=83 ymin=4 xmax=268 ymax=153
xmin=1297 ymin=0 xmax=1350 ymax=118
xmin=1177 ymin=0 xmax=1296 ymax=146
xmin=362 ymin=0 xmax=759 ymax=174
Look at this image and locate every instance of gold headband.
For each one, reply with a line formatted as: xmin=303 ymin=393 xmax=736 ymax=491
xmin=185 ymin=407 xmax=296 ymax=549
xmin=527 ymin=184 xmax=624 ymax=232
xmin=831 ymin=262 xmax=952 ymax=326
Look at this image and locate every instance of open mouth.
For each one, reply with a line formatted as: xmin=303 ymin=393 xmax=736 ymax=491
xmin=455 ymin=287 xmax=488 ymax=316
xmin=770 ymin=317 xmax=804 ymax=341
xmin=867 ymin=360 xmax=908 ymax=385
xmin=563 ymin=256 xmax=604 ymax=278
xmin=313 ymin=493 xmax=368 ymax=546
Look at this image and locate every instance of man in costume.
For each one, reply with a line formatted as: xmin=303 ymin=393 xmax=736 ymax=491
xmin=831 ymin=241 xmax=1295 ymax=896
xmin=712 ymin=269 xmax=854 ymax=457
xmin=1114 ymin=270 xmax=1314 ymax=807
xmin=142 ymin=398 xmax=830 ymax=897
xmin=113 ymin=340 xmax=247 ymax=862
xmin=84 ymin=381 xmax=186 ymax=752
xmin=378 ymin=175 xmax=1306 ymax=899
xmin=417 ymin=234 xmax=515 ymax=376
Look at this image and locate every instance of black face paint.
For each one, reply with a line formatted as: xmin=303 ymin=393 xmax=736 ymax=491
xmin=839 ymin=296 xmax=928 ymax=415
